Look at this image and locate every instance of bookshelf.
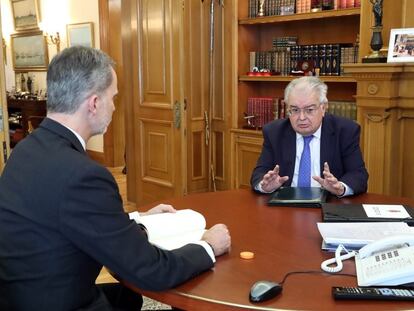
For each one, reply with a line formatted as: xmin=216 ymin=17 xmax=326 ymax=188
xmin=231 ymin=1 xmax=363 ymax=189
xmin=230 ymin=0 xmax=414 ymax=191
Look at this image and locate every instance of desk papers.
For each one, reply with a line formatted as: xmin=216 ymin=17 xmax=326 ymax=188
xmin=363 ymin=204 xmax=411 ymax=219
xmin=317 ymin=222 xmax=414 ymax=248
xmin=129 ymin=209 xmax=206 ymax=250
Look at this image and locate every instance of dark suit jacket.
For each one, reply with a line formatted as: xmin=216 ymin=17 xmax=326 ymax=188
xmin=0 ymin=118 xmax=213 ymax=311
xmin=251 ymin=114 xmax=368 ymax=195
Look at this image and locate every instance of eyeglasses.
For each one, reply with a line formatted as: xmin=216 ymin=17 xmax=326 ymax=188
xmin=287 ymin=105 xmax=321 ymax=117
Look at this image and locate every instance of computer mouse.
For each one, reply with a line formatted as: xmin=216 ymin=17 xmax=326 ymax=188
xmin=249 ymin=280 xmax=283 ymax=302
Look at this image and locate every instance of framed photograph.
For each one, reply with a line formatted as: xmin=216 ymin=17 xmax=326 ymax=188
xmin=10 ymin=0 xmax=40 ymax=31
xmin=66 ymin=22 xmax=94 ymax=48
xmin=11 ymin=31 xmax=49 ymax=71
xmin=387 ymin=28 xmax=414 ymax=63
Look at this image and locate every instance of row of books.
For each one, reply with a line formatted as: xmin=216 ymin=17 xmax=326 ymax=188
xmin=326 ymin=100 xmax=357 ymax=121
xmin=249 ymin=43 xmax=358 ymax=76
xmin=272 ymin=36 xmax=298 ymax=49
xmin=248 ymin=0 xmax=360 ymax=18
xmin=246 ymin=97 xmax=278 ymax=128
xmin=245 ymin=97 xmax=356 ymax=128
xmin=250 ymin=49 xmax=292 ymax=75
xmin=296 ymin=0 xmax=361 ymax=14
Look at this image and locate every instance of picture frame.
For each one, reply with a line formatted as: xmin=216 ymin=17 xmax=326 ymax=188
xmin=10 ymin=0 xmax=40 ymax=31
xmin=387 ymin=28 xmax=414 ymax=63
xmin=66 ymin=22 xmax=94 ymax=48
xmin=11 ymin=31 xmax=49 ymax=72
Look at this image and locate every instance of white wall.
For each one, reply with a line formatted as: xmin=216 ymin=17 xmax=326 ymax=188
xmin=0 ymin=0 xmax=103 ymax=152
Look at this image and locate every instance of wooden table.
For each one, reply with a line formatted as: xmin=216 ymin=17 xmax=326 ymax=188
xmin=124 ymin=190 xmax=414 ymax=310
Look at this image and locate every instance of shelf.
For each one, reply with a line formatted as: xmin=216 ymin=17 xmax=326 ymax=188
xmin=239 ymin=8 xmax=360 ymax=25
xmin=239 ymin=75 xmax=356 ymax=83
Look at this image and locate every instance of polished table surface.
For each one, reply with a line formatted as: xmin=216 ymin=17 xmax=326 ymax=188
xmin=124 ymin=190 xmax=414 ymax=310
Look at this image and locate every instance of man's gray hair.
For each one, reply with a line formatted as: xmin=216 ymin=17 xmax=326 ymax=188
xmin=284 ymin=76 xmax=328 ymax=106
xmin=46 ymin=46 xmax=115 ymax=114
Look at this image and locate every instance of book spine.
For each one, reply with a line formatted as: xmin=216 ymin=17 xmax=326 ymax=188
xmin=331 ymin=44 xmax=340 ymax=76
xmin=319 ymin=44 xmax=326 ymax=76
xmin=325 ymin=44 xmax=332 ymax=76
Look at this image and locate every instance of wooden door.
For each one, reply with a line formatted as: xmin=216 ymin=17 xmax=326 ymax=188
xmin=122 ymin=0 xmax=232 ymax=205
xmin=0 ymin=13 xmax=10 ymax=172
xmin=122 ymin=0 xmax=185 ymax=205
xmin=184 ymin=1 xmax=231 ymax=193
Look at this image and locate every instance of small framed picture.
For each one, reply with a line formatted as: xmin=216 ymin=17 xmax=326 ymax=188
xmin=66 ymin=22 xmax=94 ymax=48
xmin=10 ymin=0 xmax=40 ymax=31
xmin=11 ymin=31 xmax=49 ymax=71
xmin=387 ymin=28 xmax=414 ymax=63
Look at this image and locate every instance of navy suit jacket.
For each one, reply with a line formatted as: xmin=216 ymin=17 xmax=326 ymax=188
xmin=251 ymin=114 xmax=368 ymax=195
xmin=0 ymin=118 xmax=213 ymax=311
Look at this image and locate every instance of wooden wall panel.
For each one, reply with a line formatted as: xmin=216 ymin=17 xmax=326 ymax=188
xmin=399 ymin=111 xmax=414 ymax=197
xmin=231 ymin=131 xmax=263 ymax=189
xmin=140 ymin=119 xmax=173 ymax=186
xmin=344 ymin=63 xmax=414 ymax=199
xmin=141 ymin=0 xmax=170 ymax=107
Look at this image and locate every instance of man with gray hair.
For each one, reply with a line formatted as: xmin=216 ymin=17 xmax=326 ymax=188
xmin=0 ymin=46 xmax=230 ymax=310
xmin=251 ymin=76 xmax=368 ymax=197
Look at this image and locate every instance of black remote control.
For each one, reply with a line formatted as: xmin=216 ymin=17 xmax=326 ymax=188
xmin=332 ymin=286 xmax=414 ymax=301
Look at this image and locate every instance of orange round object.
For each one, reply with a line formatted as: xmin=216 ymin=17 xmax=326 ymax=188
xmin=240 ymin=251 xmax=255 ymax=260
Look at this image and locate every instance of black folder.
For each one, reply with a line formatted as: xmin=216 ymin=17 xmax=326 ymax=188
xmin=268 ymin=187 xmax=328 ymax=208
xmin=321 ymin=203 xmax=414 ymax=225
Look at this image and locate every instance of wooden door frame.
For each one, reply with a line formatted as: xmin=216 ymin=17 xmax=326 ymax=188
xmin=98 ymin=0 xmax=125 ymax=168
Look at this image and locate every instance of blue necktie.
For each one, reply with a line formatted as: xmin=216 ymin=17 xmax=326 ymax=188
xmin=298 ymin=135 xmax=313 ymax=187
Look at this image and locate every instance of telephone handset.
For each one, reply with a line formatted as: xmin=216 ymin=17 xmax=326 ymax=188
xmin=355 ymin=234 xmax=414 ymax=286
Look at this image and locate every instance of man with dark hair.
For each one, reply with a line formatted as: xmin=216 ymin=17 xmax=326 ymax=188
xmin=251 ymin=76 xmax=368 ymax=197
xmin=0 ymin=46 xmax=231 ymax=310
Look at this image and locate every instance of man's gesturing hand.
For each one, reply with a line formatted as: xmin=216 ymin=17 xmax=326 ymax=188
xmin=313 ymin=162 xmax=345 ymax=196
xmin=260 ymin=165 xmax=289 ymax=192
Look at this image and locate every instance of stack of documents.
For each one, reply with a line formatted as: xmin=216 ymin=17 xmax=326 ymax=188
xmin=322 ymin=203 xmax=414 ymax=223
xmin=317 ymin=222 xmax=414 ymax=251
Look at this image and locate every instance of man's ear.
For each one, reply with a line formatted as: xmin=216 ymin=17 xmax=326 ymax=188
xmin=321 ymin=102 xmax=327 ymax=116
xmin=86 ymin=95 xmax=99 ymax=115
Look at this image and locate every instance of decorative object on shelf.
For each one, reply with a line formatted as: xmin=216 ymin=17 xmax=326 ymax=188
xmin=280 ymin=3 xmax=295 ymax=15
xmin=66 ymin=22 xmax=95 ymax=48
xmin=258 ymin=0 xmax=266 ymax=17
xmin=11 ymin=30 xmax=48 ymax=71
xmin=46 ymin=32 xmax=61 ymax=53
xmin=362 ymin=0 xmax=387 ymax=63
xmin=293 ymin=60 xmax=315 ymax=76
xmin=10 ymin=0 xmax=40 ymax=31
xmin=387 ymin=28 xmax=414 ymax=63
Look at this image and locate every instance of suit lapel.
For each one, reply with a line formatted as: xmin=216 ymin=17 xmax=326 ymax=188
xmin=320 ymin=116 xmax=334 ymax=175
xmin=39 ymin=118 xmax=86 ymax=154
xmin=283 ymin=124 xmax=297 ymax=184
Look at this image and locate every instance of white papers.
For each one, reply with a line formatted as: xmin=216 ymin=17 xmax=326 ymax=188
xmin=129 ymin=209 xmax=206 ymax=250
xmin=317 ymin=222 xmax=414 ymax=247
xmin=362 ymin=204 xmax=411 ymax=219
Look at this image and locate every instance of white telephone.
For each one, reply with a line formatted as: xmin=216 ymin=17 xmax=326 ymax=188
xmin=355 ymin=234 xmax=414 ymax=286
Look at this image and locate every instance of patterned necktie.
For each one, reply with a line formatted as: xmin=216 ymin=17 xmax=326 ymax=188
xmin=298 ymin=135 xmax=313 ymax=187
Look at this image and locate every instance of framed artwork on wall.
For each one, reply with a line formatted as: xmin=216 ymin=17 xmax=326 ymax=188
xmin=387 ymin=28 xmax=414 ymax=63
xmin=10 ymin=0 xmax=40 ymax=31
xmin=66 ymin=22 xmax=94 ymax=48
xmin=11 ymin=31 xmax=48 ymax=71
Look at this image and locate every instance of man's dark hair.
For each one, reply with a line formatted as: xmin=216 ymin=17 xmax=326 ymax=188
xmin=46 ymin=46 xmax=115 ymax=114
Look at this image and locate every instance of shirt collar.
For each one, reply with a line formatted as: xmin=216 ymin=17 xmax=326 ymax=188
xmin=61 ymin=124 xmax=86 ymax=150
